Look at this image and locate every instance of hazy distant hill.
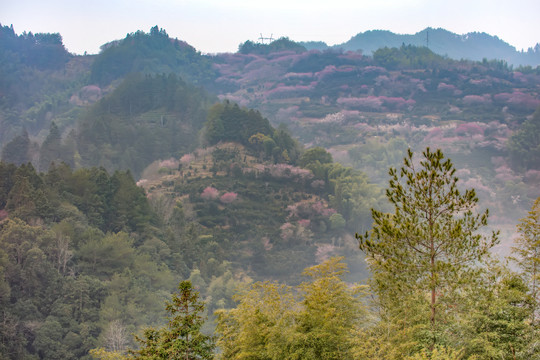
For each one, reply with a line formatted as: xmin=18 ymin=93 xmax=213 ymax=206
xmin=301 ymin=28 xmax=540 ymax=67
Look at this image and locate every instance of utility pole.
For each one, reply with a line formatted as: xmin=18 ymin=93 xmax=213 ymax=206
xmin=258 ymin=33 xmax=275 ymax=44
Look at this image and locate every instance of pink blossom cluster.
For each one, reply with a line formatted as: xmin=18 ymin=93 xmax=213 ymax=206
xmin=310 ymin=180 xmax=326 ymax=189
xmin=337 ymin=96 xmax=415 ymax=111
xmin=361 ymin=66 xmax=387 ymax=75
xmin=253 ymin=163 xmax=313 ymax=181
xmin=455 ymin=122 xmax=484 ymax=135
xmin=462 ymin=94 xmax=492 ymax=105
xmin=286 ymin=201 xmax=336 ymax=220
xmin=425 ymin=127 xmax=443 ymax=140
xmin=469 ymin=78 xmax=492 ymax=86
xmin=201 ymin=186 xmax=219 ymax=200
xmin=437 ymin=82 xmax=458 ymax=94
xmin=279 ymin=221 xmax=313 ymax=243
xmin=337 ymin=96 xmax=383 ymax=110
xmin=284 ymin=72 xmax=314 ymax=79
xmin=379 ymin=96 xmax=416 ymax=110
xmin=491 ymin=156 xmax=506 ymax=168
xmin=512 ymin=72 xmax=528 ymax=83
xmin=315 ymin=65 xmax=337 ymax=79
xmin=265 ymin=84 xmax=315 ymax=99
xmin=280 ymin=222 xmax=295 ymax=241
xmin=316 ymin=244 xmax=337 ymax=262
xmin=494 ymin=165 xmax=521 ymax=183
xmin=311 ymin=201 xmax=337 ymax=217
xmin=339 ymin=51 xmax=364 ymax=61
xmin=220 ymin=192 xmax=238 ymax=204
xmin=494 ymin=91 xmax=540 ymax=110
xmin=180 ymin=153 xmax=194 ymax=165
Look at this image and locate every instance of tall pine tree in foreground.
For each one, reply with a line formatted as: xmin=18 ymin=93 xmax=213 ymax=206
xmin=356 ymin=148 xmax=499 ymax=353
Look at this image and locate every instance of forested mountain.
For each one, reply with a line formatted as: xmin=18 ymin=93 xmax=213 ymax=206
xmin=90 ymin=26 xmax=217 ymax=87
xmin=300 ymin=27 xmax=540 ymax=67
xmin=0 ymin=24 xmax=539 ymax=359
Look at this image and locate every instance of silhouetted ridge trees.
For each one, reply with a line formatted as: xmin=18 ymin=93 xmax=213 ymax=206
xmin=373 ymin=44 xmax=452 ymax=70
xmin=90 ymin=25 xmax=217 ymax=86
xmin=238 ymin=37 xmax=307 ymax=55
xmin=0 ymin=24 xmax=71 ymax=70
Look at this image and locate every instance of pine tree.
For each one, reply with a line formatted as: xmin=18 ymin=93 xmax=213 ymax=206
xmin=131 ymin=280 xmax=214 ymax=360
xmin=357 ymin=148 xmax=498 ymax=349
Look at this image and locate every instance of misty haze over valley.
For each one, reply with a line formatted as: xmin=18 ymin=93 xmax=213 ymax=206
xmin=0 ymin=18 xmax=539 ymax=359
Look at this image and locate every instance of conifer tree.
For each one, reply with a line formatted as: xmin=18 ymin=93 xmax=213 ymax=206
xmin=357 ymin=148 xmax=498 ymax=348
xmin=131 ymin=280 xmax=214 ymax=360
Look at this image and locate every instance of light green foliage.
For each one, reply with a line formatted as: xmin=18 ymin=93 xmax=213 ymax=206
xmin=216 ymin=281 xmax=296 ymax=360
xmin=405 ymin=346 xmax=464 ymax=360
xmin=512 ymin=197 xmax=540 ymax=358
xmin=290 ymin=257 xmax=366 ymax=360
xmin=459 ymin=260 xmax=533 ymax=359
xmin=90 ymin=347 xmax=127 ymax=360
xmin=130 ymin=280 xmax=215 ymax=360
xmin=215 ymin=257 xmax=366 ymax=360
xmin=513 ymin=197 xmax=540 ymax=325
xmin=298 ymin=147 xmax=333 ymax=168
xmin=357 ymin=148 xmax=499 ymax=349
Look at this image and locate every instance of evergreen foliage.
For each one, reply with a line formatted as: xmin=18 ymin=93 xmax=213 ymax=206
xmin=0 ymin=24 xmax=71 ymax=70
xmin=373 ymin=45 xmax=452 ymax=70
xmin=357 ymin=147 xmax=499 ymax=350
xmin=130 ymin=280 xmax=215 ymax=360
xmin=508 ymin=106 xmax=540 ymax=170
xmin=238 ymin=37 xmax=307 ymax=55
xmin=90 ymin=26 xmax=216 ymax=86
xmin=77 ymin=73 xmax=212 ymax=177
xmin=1 ymin=129 xmax=32 ymax=166
xmin=204 ymin=102 xmax=301 ymax=164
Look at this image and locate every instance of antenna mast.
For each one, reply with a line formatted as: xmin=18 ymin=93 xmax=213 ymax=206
xmin=258 ymin=33 xmax=274 ymax=44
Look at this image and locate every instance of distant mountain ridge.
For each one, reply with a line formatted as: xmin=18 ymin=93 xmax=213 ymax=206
xmin=300 ymin=27 xmax=540 ymax=67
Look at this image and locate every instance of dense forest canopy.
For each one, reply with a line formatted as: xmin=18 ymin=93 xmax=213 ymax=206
xmin=90 ymin=26 xmax=217 ymax=86
xmin=0 ymin=24 xmax=539 ymax=359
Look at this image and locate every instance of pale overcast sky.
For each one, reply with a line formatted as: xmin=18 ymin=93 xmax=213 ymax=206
xmin=1 ymin=0 xmax=539 ymax=55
